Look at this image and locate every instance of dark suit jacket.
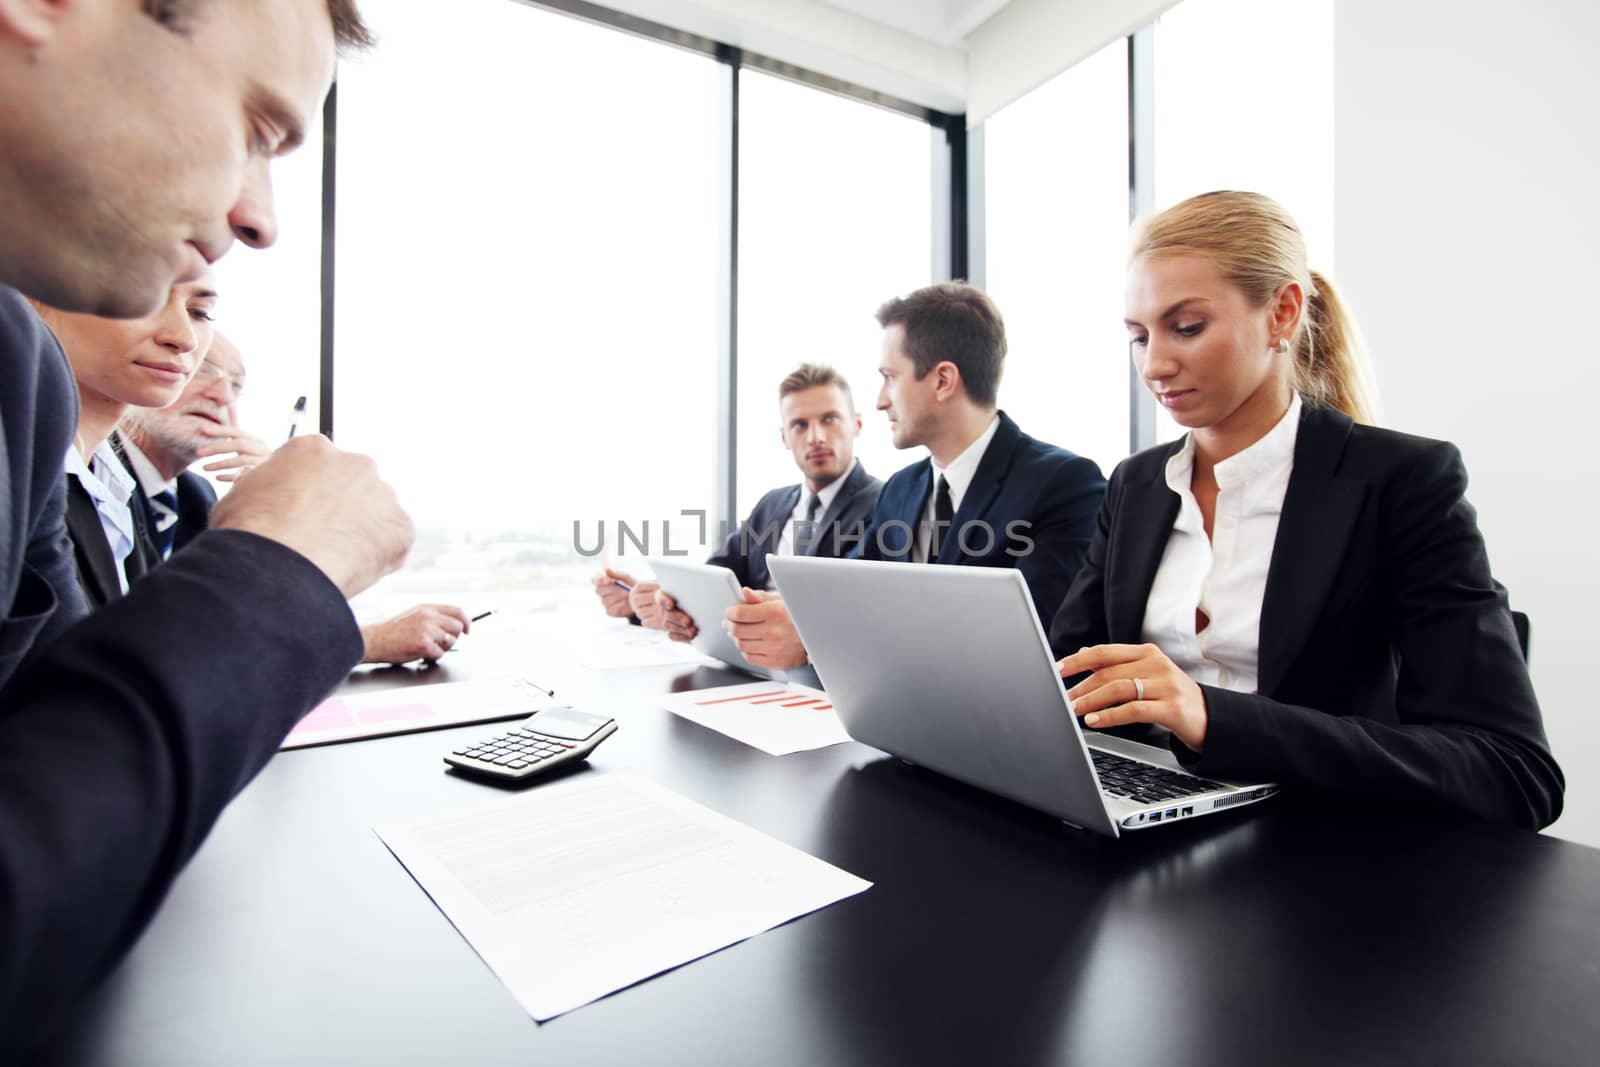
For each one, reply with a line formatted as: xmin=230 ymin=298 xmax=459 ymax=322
xmin=1048 ymin=402 xmax=1564 ymax=830
xmin=64 ymin=472 xmax=160 ymax=609
xmin=118 ymin=444 xmax=219 ymax=559
xmin=857 ymin=411 xmax=1106 ymax=625
xmin=0 ymin=285 xmax=365 ymax=1053
xmin=171 ymin=470 xmax=218 ymax=554
xmin=708 ymin=461 xmax=883 ymax=590
xmin=0 ymin=290 xmax=86 ymax=688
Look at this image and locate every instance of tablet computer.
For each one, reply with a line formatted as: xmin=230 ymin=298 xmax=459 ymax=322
xmin=647 ymin=557 xmax=785 ymax=681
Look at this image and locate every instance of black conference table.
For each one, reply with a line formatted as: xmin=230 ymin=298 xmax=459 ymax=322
xmin=38 ymin=624 xmax=1600 ymax=1066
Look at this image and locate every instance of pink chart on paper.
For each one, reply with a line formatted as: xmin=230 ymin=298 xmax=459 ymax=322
xmin=290 ymin=698 xmax=435 ymax=737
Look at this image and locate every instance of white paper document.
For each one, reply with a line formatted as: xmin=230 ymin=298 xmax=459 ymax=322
xmin=375 ymin=773 xmax=870 ymax=1021
xmin=573 ymin=622 xmax=718 ymax=670
xmin=660 ymin=681 xmax=850 ymax=755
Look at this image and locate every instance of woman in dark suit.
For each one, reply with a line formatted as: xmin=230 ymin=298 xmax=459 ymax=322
xmin=32 ymin=272 xmax=217 ymax=607
xmin=1050 ymin=191 xmax=1563 ymax=830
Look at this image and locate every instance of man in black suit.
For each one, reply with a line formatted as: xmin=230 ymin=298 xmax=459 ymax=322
xmin=120 ymin=334 xmax=481 ymax=666
xmin=119 ymin=331 xmax=264 ymax=559
xmin=0 ymin=1 xmax=414 ymax=1052
xmin=725 ymin=282 xmax=1106 ymax=670
xmin=593 ymin=363 xmax=883 ymax=638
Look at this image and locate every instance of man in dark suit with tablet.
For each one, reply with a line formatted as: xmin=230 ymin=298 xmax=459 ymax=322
xmin=593 ymin=363 xmax=883 ymax=637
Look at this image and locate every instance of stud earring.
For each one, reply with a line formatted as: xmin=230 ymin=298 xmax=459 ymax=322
xmin=1276 ymin=338 xmax=1291 ymax=356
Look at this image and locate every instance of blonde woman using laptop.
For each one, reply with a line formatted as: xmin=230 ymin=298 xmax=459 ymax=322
xmin=1050 ymin=191 xmax=1562 ymax=829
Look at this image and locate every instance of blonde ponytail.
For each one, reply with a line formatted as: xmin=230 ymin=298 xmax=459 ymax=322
xmin=1131 ymin=191 xmax=1381 ymax=425
xmin=1298 ymin=270 xmax=1379 ymax=425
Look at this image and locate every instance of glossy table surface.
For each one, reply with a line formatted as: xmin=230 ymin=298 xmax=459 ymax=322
xmin=38 ymin=624 xmax=1600 ymax=1066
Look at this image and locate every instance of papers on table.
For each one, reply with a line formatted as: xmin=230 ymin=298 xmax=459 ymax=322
xmin=375 ymin=773 xmax=870 ymax=1021
xmin=567 ymin=621 xmax=719 ymax=671
xmin=660 ymin=681 xmax=850 ymax=756
xmin=283 ymin=679 xmax=552 ymax=749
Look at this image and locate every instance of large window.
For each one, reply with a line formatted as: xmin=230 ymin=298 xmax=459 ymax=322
xmin=210 ymin=106 xmax=324 ymax=482
xmin=333 ymin=0 xmax=723 ymax=603
xmin=736 ymin=70 xmax=933 ymax=514
xmin=983 ymin=38 xmax=1131 ymax=477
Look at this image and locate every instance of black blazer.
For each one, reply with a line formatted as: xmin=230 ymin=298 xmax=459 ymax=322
xmin=709 ymin=461 xmax=883 ymax=590
xmin=0 ymin=288 xmax=87 ymax=689
xmin=63 ymin=472 xmax=160 ymax=609
xmin=118 ymin=444 xmax=220 ymax=559
xmin=0 ymin=285 xmax=365 ymax=1053
xmin=171 ymin=471 xmax=218 ymax=554
xmin=1048 ymin=403 xmax=1564 ymax=830
xmin=857 ymin=411 xmax=1107 ymax=625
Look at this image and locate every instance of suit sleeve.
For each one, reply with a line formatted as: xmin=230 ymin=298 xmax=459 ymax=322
xmin=1014 ymin=454 xmax=1106 ymax=625
xmin=707 ymin=498 xmax=775 ymax=588
xmin=0 ymin=529 xmax=363 ymax=1052
xmin=1180 ymin=442 xmax=1564 ymax=830
xmin=20 ymin=321 xmax=88 ymax=654
xmin=22 ymin=471 xmax=88 ymax=652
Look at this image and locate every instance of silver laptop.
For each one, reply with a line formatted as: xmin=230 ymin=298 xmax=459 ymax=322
xmin=647 ymin=557 xmax=785 ymax=681
xmin=767 ymin=556 xmax=1277 ymax=836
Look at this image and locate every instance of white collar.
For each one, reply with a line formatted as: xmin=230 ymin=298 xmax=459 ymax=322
xmin=116 ymin=432 xmax=178 ymax=498
xmin=64 ymin=438 xmax=138 ymax=506
xmin=931 ymin=414 xmax=1001 ymax=511
xmin=1165 ymin=394 xmax=1302 ymax=495
xmin=803 ymin=459 xmax=857 ymax=516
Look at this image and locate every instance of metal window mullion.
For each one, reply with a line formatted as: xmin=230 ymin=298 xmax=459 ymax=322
xmin=1128 ymin=26 xmax=1158 ymax=455
xmin=714 ymin=54 xmax=740 ymax=541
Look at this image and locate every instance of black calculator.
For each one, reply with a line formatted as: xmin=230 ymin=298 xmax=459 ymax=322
xmin=444 ymin=705 xmax=616 ymax=783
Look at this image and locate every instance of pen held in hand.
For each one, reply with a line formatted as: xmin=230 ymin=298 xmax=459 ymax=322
xmin=286 ymin=395 xmax=308 ymax=441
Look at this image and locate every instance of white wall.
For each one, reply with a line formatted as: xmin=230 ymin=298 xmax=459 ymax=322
xmin=1334 ymin=0 xmax=1600 ymax=844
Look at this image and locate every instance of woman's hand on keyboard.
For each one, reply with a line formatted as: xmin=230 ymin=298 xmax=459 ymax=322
xmin=1056 ymin=643 xmax=1209 ymax=753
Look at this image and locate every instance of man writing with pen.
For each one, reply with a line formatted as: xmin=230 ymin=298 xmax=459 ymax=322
xmin=119 ymin=331 xmax=477 ymax=664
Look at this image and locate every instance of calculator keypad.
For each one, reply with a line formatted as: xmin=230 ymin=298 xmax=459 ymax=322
xmin=453 ymin=728 xmax=575 ymax=770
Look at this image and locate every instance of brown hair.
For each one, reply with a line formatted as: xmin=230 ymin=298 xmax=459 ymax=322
xmin=778 ymin=363 xmax=855 ymax=413
xmin=1130 ymin=191 xmax=1379 ymax=424
xmin=874 ymin=282 xmax=1006 ymax=409
xmin=143 ymin=1 xmax=376 ymax=52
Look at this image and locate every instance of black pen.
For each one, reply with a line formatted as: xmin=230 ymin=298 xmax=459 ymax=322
xmin=286 ymin=395 xmax=307 ymax=441
xmin=470 ymin=610 xmax=495 ymax=623
xmin=610 ymin=578 xmax=633 ymax=593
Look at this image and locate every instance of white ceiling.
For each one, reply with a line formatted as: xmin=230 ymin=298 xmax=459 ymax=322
xmin=814 ymin=0 xmax=1016 ymax=48
xmin=590 ymin=0 xmax=1181 ymax=122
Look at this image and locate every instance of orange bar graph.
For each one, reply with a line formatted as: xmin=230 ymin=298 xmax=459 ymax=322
xmin=696 ymin=690 xmax=786 ymax=706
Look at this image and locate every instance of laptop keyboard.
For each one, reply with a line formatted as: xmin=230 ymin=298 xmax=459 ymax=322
xmin=1089 ymin=749 xmax=1224 ymax=804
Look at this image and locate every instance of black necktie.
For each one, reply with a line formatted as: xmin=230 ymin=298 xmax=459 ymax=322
xmin=797 ymin=492 xmax=822 ymax=555
xmin=150 ymin=488 xmax=180 ymax=559
xmin=931 ymin=475 xmax=954 ymax=563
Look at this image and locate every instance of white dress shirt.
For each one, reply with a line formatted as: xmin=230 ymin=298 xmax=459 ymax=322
xmin=914 ymin=415 xmax=1000 ymax=564
xmin=1141 ymin=395 xmax=1301 ymax=694
xmin=770 ymin=460 xmax=858 ymax=586
xmin=117 ymin=433 xmax=178 ymax=499
xmin=63 ymin=439 xmax=140 ymax=595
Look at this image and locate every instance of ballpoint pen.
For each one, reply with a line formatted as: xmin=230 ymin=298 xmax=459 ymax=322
xmin=286 ymin=395 xmax=308 ymax=441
